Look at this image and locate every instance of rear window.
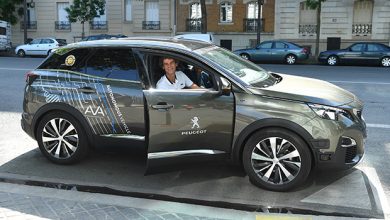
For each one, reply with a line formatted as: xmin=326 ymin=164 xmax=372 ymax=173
xmin=38 ymin=48 xmax=90 ymax=72
xmin=0 ymin=27 xmax=5 ymax=35
xmin=56 ymin=39 xmax=67 ymax=46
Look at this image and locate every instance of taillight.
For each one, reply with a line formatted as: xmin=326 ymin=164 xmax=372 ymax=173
xmin=25 ymin=71 xmax=38 ymax=85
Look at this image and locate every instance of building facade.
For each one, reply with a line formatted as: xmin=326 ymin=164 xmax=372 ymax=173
xmin=176 ymin=0 xmax=275 ymax=51
xmin=12 ymin=0 xmax=175 ymax=45
xmin=275 ymin=0 xmax=390 ymax=52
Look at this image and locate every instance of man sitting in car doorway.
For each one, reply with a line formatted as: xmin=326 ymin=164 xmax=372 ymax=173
xmin=156 ymin=57 xmax=200 ymax=90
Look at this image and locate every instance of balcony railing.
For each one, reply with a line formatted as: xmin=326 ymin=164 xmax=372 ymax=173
xmin=352 ymin=23 xmax=372 ymax=35
xmin=142 ymin=21 xmax=160 ymax=30
xmin=186 ymin=18 xmax=201 ymax=32
xmin=243 ymin=18 xmax=264 ymax=32
xmin=90 ymin=21 xmax=108 ymax=30
xmin=20 ymin=21 xmax=37 ymax=30
xmin=299 ymin=24 xmax=317 ymax=35
xmin=55 ymin=21 xmax=71 ymax=31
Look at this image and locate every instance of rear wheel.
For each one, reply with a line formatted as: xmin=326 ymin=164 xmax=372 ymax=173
xmin=17 ymin=49 xmax=25 ymax=57
xmin=36 ymin=111 xmax=89 ymax=164
xmin=381 ymin=57 xmax=390 ymax=67
xmin=285 ymin=54 xmax=297 ymax=65
xmin=240 ymin=53 xmax=250 ymax=60
xmin=242 ymin=128 xmax=312 ymax=191
xmin=327 ymin=55 xmax=338 ymax=66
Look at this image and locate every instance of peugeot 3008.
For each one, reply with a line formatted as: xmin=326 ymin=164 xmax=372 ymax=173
xmin=21 ymin=38 xmax=366 ymax=191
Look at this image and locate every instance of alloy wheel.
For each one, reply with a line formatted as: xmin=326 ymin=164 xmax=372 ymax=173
xmin=327 ymin=56 xmax=337 ymax=65
xmin=381 ymin=57 xmax=390 ymax=67
xmin=286 ymin=55 xmax=296 ymax=64
xmin=17 ymin=50 xmax=25 ymax=57
xmin=41 ymin=118 xmax=79 ymax=159
xmin=241 ymin=54 xmax=250 ymax=60
xmin=250 ymin=137 xmax=301 ymax=185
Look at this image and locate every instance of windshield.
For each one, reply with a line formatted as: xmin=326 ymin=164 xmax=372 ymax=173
xmin=195 ymin=46 xmax=276 ymax=87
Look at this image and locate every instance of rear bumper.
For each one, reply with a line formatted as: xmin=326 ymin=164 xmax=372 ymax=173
xmin=297 ymin=53 xmax=310 ymax=61
xmin=21 ymin=112 xmax=35 ymax=140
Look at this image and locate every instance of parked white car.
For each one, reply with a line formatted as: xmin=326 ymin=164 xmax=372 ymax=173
xmin=15 ymin=38 xmax=66 ymax=57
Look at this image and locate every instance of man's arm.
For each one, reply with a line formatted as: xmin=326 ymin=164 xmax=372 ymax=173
xmin=190 ymin=83 xmax=200 ymax=89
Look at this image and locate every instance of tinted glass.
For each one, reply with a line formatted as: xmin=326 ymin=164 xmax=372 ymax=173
xmin=367 ymin=44 xmax=382 ymax=52
xmin=85 ymin=49 xmax=139 ymax=81
xmin=259 ymin=42 xmax=272 ymax=49
xmin=38 ymin=48 xmax=89 ymax=72
xmin=41 ymin=39 xmax=54 ymax=44
xmin=274 ymin=42 xmax=287 ymax=49
xmin=0 ymin=27 xmax=6 ymax=35
xmin=30 ymin=39 xmax=41 ymax=44
xmin=350 ymin=44 xmax=364 ymax=52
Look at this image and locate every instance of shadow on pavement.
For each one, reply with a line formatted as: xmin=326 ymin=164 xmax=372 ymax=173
xmin=0 ymin=144 xmax=385 ymax=219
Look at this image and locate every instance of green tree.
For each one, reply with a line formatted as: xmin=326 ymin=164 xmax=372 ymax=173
xmin=65 ymin=0 xmax=106 ymax=39
xmin=305 ymin=0 xmax=326 ymax=57
xmin=200 ymin=0 xmax=207 ymax=33
xmin=0 ymin=0 xmax=23 ymax=25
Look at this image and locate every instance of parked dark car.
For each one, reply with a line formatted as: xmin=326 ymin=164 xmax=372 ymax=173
xmin=22 ymin=38 xmax=366 ymax=191
xmin=233 ymin=40 xmax=310 ymax=64
xmin=82 ymin=34 xmax=127 ymax=41
xmin=318 ymin=42 xmax=390 ymax=67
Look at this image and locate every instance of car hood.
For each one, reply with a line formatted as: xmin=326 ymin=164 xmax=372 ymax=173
xmin=248 ymin=73 xmax=358 ymax=107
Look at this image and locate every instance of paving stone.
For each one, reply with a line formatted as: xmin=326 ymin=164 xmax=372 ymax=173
xmin=118 ymin=207 xmax=145 ymax=219
xmin=72 ymin=211 xmax=95 ymax=220
xmin=160 ymin=213 xmax=182 ymax=220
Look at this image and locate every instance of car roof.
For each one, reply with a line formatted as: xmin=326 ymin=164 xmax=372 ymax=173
xmin=64 ymin=37 xmax=213 ymax=51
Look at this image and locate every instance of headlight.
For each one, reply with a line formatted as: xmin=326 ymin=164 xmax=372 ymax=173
xmin=308 ymin=103 xmax=354 ymax=121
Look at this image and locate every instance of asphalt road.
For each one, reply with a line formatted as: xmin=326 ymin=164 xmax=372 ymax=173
xmin=0 ymin=57 xmax=389 ymax=219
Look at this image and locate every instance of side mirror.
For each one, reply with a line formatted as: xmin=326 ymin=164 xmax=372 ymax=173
xmin=218 ymin=77 xmax=231 ymax=96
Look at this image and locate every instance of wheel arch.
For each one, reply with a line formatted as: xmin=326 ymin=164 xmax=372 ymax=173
xmin=32 ymin=103 xmax=95 ymax=145
xmin=231 ymin=118 xmax=317 ymax=167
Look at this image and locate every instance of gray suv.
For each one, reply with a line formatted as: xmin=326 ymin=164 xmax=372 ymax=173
xmin=21 ymin=38 xmax=366 ymax=191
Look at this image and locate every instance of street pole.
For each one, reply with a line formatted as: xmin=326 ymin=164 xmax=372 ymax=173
xmin=256 ymin=0 xmax=264 ymax=45
xmin=23 ymin=0 xmax=27 ymax=44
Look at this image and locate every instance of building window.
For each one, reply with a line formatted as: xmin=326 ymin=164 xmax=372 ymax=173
xmin=247 ymin=1 xmax=258 ymax=19
xmin=144 ymin=0 xmax=160 ymax=30
xmin=190 ymin=2 xmax=201 ymax=19
xmin=56 ymin=2 xmax=71 ymax=30
xmin=298 ymin=2 xmax=316 ymax=36
xmin=125 ymin=0 xmax=132 ymax=21
xmin=91 ymin=7 xmax=108 ymax=30
xmin=352 ymin=0 xmax=373 ymax=35
xmin=220 ymin=2 xmax=233 ymax=23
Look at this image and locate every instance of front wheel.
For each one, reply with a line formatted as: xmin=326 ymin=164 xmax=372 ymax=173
xmin=240 ymin=53 xmax=250 ymax=60
xmin=242 ymin=128 xmax=312 ymax=191
xmin=17 ymin=49 xmax=25 ymax=57
xmin=381 ymin=57 xmax=390 ymax=67
xmin=36 ymin=111 xmax=89 ymax=164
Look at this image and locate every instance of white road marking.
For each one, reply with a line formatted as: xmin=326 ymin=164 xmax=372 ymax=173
xmin=0 ymin=68 xmax=31 ymax=71
xmin=367 ymin=124 xmax=390 ymax=129
xmin=329 ymin=80 xmax=390 ymax=85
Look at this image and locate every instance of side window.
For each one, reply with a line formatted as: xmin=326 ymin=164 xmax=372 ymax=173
xmin=366 ymin=44 xmax=381 ymax=52
xmin=258 ymin=42 xmax=272 ymax=49
xmin=350 ymin=44 xmax=364 ymax=52
xmin=30 ymin=39 xmax=41 ymax=44
xmin=274 ymin=42 xmax=287 ymax=49
xmin=85 ymin=48 xmax=140 ymax=81
xmin=38 ymin=48 xmax=90 ymax=72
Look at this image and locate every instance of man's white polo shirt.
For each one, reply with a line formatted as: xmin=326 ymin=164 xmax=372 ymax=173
xmin=156 ymin=71 xmax=194 ymax=90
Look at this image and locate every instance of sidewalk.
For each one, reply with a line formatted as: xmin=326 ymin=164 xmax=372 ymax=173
xmin=0 ymin=182 xmax=379 ymax=220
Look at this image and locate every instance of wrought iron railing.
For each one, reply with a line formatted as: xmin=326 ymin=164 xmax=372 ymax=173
xmin=186 ymin=18 xmax=202 ymax=32
xmin=299 ymin=24 xmax=317 ymax=35
xmin=352 ymin=23 xmax=372 ymax=35
xmin=90 ymin=21 xmax=108 ymax=30
xmin=142 ymin=21 xmax=160 ymax=30
xmin=55 ymin=21 xmax=71 ymax=31
xmin=20 ymin=21 xmax=37 ymax=30
xmin=243 ymin=18 xmax=264 ymax=32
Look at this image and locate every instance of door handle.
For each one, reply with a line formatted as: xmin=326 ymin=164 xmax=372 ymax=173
xmin=151 ymin=102 xmax=174 ymax=110
xmin=78 ymin=87 xmax=96 ymax=94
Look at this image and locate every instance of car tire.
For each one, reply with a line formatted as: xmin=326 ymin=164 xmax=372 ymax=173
xmin=242 ymin=128 xmax=312 ymax=191
xmin=380 ymin=57 xmax=390 ymax=67
xmin=327 ymin=55 xmax=338 ymax=66
xmin=285 ymin=54 xmax=297 ymax=65
xmin=17 ymin=49 xmax=26 ymax=57
xmin=240 ymin=53 xmax=251 ymax=61
xmin=36 ymin=111 xmax=89 ymax=165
